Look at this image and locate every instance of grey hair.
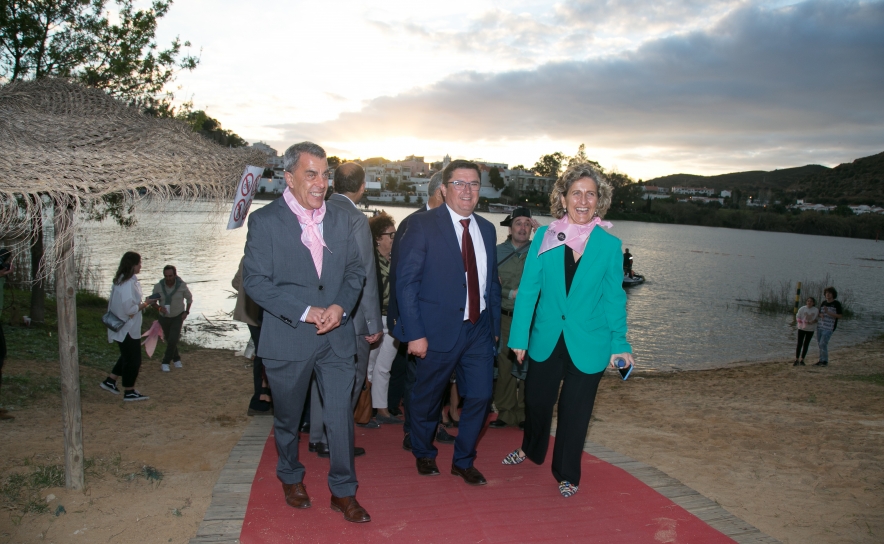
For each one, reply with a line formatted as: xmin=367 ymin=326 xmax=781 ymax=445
xmin=549 ymin=162 xmax=612 ymax=219
xmin=427 ymin=171 xmax=443 ymax=199
xmin=283 ymin=141 xmax=326 ymax=172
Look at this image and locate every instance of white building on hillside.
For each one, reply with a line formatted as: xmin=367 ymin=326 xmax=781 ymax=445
xmin=672 ymin=186 xmax=715 ymax=196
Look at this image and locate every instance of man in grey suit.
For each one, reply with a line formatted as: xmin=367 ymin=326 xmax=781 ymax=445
xmin=243 ymin=142 xmax=371 ymax=523
xmin=310 ymin=162 xmax=383 ymax=456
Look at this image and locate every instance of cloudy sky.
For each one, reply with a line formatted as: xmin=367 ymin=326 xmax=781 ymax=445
xmin=154 ymin=0 xmax=884 ymax=180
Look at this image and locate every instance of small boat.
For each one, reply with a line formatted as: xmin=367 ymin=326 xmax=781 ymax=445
xmin=623 ymin=273 xmax=645 ymax=287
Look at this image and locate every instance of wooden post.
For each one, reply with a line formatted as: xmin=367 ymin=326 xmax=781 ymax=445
xmin=55 ymin=199 xmax=84 ymax=490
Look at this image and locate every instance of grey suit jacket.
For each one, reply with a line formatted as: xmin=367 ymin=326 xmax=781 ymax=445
xmin=243 ymin=197 xmax=365 ymax=361
xmin=326 ymin=194 xmax=382 ymax=336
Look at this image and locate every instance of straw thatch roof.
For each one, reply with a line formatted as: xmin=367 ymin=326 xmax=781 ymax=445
xmin=0 ymin=78 xmax=266 ymax=267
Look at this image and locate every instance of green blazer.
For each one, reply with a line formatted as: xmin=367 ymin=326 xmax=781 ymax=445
xmin=508 ymin=225 xmax=631 ymax=374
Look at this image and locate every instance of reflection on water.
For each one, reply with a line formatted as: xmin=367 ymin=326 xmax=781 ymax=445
xmin=79 ymin=200 xmax=884 ymax=371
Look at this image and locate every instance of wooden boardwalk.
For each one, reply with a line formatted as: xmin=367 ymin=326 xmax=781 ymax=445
xmin=189 ymin=416 xmax=273 ymax=544
xmin=190 ymin=418 xmax=781 ymax=544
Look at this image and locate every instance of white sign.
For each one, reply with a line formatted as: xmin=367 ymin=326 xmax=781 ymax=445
xmin=227 ymin=165 xmax=264 ymax=229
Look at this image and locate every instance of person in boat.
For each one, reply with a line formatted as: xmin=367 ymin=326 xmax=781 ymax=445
xmin=623 ymin=248 xmax=634 ymax=278
xmin=502 ymin=162 xmax=634 ymax=498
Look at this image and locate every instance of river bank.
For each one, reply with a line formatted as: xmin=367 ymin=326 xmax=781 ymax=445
xmin=1 ymin=337 xmax=881 ymax=543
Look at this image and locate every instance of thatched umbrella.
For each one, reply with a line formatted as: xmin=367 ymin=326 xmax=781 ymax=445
xmin=0 ymin=78 xmax=267 ymax=489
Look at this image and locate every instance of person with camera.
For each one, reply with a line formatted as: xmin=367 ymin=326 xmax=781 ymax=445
xmin=0 ymin=248 xmax=14 ymax=420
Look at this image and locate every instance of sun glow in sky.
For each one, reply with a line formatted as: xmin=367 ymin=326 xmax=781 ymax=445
xmin=152 ymin=0 xmax=884 ymax=179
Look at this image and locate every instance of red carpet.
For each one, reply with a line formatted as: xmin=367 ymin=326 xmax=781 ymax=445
xmin=240 ymin=422 xmax=736 ymax=543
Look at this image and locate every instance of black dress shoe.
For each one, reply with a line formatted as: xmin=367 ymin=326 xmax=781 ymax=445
xmin=416 ymin=457 xmax=440 ymax=476
xmin=402 ymin=433 xmax=412 ymax=451
xmin=451 ymin=464 xmax=487 ymax=485
xmin=309 ymin=442 xmax=323 ymax=453
xmin=489 ymin=420 xmax=507 ymax=429
xmin=316 ymin=443 xmax=365 ymax=458
xmin=436 ymin=426 xmax=455 ymax=444
xmin=518 ymin=421 xmax=525 ymax=430
xmin=299 ymin=422 xmax=310 ymax=433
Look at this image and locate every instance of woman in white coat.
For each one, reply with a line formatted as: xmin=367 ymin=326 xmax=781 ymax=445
xmin=100 ymin=252 xmax=155 ymax=401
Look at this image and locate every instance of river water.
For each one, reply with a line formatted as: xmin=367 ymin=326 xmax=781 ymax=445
xmin=78 ymin=201 xmax=884 ymax=371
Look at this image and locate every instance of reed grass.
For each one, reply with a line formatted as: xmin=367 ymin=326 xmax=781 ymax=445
xmin=755 ymin=273 xmax=854 ymax=316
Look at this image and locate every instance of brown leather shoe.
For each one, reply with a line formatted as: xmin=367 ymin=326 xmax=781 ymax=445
xmin=330 ymin=495 xmax=371 ymax=523
xmin=451 ymin=464 xmax=487 ymax=486
xmin=282 ymin=482 xmax=311 ymax=509
xmin=416 ymin=457 xmax=440 ymax=476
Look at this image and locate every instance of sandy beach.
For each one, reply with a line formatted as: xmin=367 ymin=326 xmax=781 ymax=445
xmin=1 ymin=338 xmax=882 ymax=543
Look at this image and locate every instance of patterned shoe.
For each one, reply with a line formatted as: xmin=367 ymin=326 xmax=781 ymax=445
xmin=502 ymin=449 xmax=526 ymax=465
xmin=558 ymin=481 xmax=578 ymax=498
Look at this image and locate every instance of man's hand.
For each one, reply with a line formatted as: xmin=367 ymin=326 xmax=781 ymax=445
xmin=408 ymin=337 xmax=429 ymax=358
xmin=304 ymin=306 xmax=326 ymax=326
xmin=316 ymin=304 xmax=345 ymax=334
xmin=365 ymin=331 xmax=383 ymax=343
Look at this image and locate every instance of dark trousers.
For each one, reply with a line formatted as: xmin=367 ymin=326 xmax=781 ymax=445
xmin=387 ymin=346 xmax=408 ymax=413
xmin=158 ymin=314 xmax=184 ymax=365
xmin=111 ymin=334 xmax=142 ymax=388
xmin=522 ymin=335 xmax=604 ymax=486
xmin=263 ymin=338 xmax=357 ymax=497
xmin=247 ymin=324 xmax=270 ymax=411
xmin=796 ymin=329 xmax=814 ymax=360
xmin=409 ymin=312 xmax=493 ymax=468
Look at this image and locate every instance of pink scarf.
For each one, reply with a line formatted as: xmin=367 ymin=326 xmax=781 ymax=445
xmin=283 ymin=188 xmax=329 ymax=277
xmin=538 ymin=215 xmax=613 ymax=256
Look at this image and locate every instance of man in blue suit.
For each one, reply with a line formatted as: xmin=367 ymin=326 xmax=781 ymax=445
xmin=395 ymin=159 xmax=502 ymax=485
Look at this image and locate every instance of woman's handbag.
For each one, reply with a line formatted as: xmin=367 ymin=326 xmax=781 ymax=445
xmin=102 ymin=310 xmax=127 ymax=332
xmin=102 ymin=283 xmax=128 ymax=332
xmin=354 ymin=379 xmax=373 ymax=424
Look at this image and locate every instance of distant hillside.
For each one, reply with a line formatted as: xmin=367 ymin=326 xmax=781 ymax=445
xmin=790 ymin=151 xmax=884 ymax=205
xmin=645 ymin=151 xmax=884 ymax=205
xmin=645 ymin=165 xmax=829 ymax=193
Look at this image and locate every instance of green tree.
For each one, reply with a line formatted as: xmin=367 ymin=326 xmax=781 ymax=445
xmin=532 ymin=152 xmax=565 ymax=178
xmin=566 ymin=143 xmax=602 ymax=170
xmin=385 ymin=175 xmax=398 ymax=192
xmin=182 ymin=110 xmax=247 ymax=147
xmin=488 ymin=167 xmax=505 ymax=190
xmin=1 ymin=0 xmax=198 ymax=320
xmin=1 ymin=0 xmax=199 ymax=115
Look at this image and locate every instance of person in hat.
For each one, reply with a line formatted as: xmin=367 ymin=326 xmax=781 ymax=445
xmin=489 ymin=208 xmax=538 ymax=429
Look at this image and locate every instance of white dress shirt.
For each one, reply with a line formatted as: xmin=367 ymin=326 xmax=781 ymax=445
xmin=445 ymin=204 xmax=487 ymax=320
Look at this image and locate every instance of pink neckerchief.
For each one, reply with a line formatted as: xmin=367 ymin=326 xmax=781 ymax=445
xmin=283 ymin=188 xmax=329 ymax=277
xmin=538 ymin=215 xmax=613 ymax=256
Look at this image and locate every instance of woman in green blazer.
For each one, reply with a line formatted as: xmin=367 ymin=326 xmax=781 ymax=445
xmin=501 ymin=162 xmax=634 ymax=498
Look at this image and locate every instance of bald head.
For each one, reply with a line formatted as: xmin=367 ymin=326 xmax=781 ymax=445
xmin=333 ymin=162 xmax=366 ymax=202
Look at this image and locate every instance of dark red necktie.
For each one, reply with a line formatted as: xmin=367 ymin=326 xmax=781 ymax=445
xmin=460 ymin=219 xmax=480 ymax=324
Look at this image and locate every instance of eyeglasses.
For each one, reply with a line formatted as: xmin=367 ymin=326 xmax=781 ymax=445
xmin=378 ymin=232 xmax=395 ymax=239
xmin=448 ymin=180 xmax=480 ymax=192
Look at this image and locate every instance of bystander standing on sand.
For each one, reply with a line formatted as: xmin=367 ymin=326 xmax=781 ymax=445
xmin=794 ymin=296 xmax=819 ymax=366
xmin=815 ymin=287 xmax=843 ymax=367
xmin=151 ymin=265 xmax=193 ymax=372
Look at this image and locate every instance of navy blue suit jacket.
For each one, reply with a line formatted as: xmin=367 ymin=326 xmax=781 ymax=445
xmin=393 ymin=205 xmax=501 ymax=353
xmin=386 ymin=205 xmax=426 ymax=339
